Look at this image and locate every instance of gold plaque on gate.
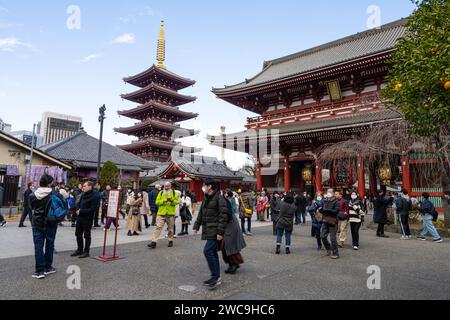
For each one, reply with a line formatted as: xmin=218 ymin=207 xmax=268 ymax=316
xmin=326 ymin=80 xmax=342 ymax=101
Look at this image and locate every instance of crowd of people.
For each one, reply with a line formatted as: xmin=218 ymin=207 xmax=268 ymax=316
xmin=4 ymin=173 xmax=449 ymax=289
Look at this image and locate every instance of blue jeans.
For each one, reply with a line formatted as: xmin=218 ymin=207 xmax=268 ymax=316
xmin=420 ymin=214 xmax=441 ymax=240
xmin=276 ymin=228 xmax=292 ymax=247
xmin=295 ymin=211 xmax=306 ymax=224
xmin=203 ymin=240 xmax=220 ymax=280
xmin=32 ymin=224 xmax=58 ymax=273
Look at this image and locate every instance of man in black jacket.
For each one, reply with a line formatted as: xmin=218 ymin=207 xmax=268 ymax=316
xmin=193 ymin=178 xmax=230 ymax=290
xmin=320 ymin=188 xmax=341 ymax=259
xmin=29 ymin=174 xmax=58 ymax=279
xmin=295 ymin=192 xmax=307 ymax=225
xmin=19 ymin=181 xmax=34 ymax=228
xmin=71 ymin=181 xmax=97 ymax=258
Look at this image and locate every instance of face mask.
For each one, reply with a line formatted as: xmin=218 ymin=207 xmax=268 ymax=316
xmin=317 ymin=197 xmax=323 ymax=201
xmin=351 ymin=195 xmax=357 ymax=200
xmin=202 ymin=186 xmax=208 ymax=194
xmin=327 ymin=193 xmax=333 ymax=198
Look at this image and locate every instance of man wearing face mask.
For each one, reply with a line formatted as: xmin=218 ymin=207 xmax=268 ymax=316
xmin=148 ymin=182 xmax=179 ymax=249
xmin=320 ymin=188 xmax=340 ymax=259
xmin=193 ymin=178 xmax=231 ymax=290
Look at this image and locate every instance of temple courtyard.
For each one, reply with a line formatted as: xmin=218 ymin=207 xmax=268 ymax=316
xmin=1 ymin=217 xmax=449 ymax=300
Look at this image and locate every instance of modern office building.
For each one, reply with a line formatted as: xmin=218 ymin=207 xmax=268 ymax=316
xmin=9 ymin=130 xmax=44 ymax=148
xmin=0 ymin=118 xmax=12 ymax=133
xmin=38 ymin=112 xmax=82 ymax=145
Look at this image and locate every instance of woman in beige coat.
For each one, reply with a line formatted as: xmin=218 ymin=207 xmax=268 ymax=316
xmin=140 ymin=190 xmax=150 ymax=229
xmin=126 ymin=192 xmax=142 ymax=236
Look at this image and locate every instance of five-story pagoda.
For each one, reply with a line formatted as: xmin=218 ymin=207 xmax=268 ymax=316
xmin=116 ymin=20 xmax=199 ymax=162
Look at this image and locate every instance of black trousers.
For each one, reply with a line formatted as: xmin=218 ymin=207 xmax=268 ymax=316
xmin=19 ymin=208 xmax=32 ymax=225
xmin=101 ymin=205 xmax=107 ymax=224
xmin=71 ymin=211 xmax=77 ymax=224
xmin=350 ymin=222 xmax=361 ymax=247
xmin=312 ymin=226 xmax=322 ymax=249
xmin=377 ymin=223 xmax=385 ymax=235
xmin=93 ymin=208 xmax=100 ymax=226
xmin=76 ymin=220 xmax=92 ymax=253
xmin=399 ymin=215 xmax=411 ymax=236
xmin=142 ymin=214 xmax=149 ymax=227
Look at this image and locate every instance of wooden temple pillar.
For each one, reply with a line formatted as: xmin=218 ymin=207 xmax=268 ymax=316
xmin=133 ymin=171 xmax=141 ymax=190
xmin=357 ymin=156 xmax=366 ymax=198
xmin=315 ymin=159 xmax=323 ymax=194
xmin=189 ymin=179 xmax=195 ymax=193
xmin=401 ymin=155 xmax=412 ymax=194
xmin=369 ymin=168 xmax=378 ymax=196
xmin=257 ymin=162 xmax=263 ymax=192
xmin=284 ymin=157 xmax=291 ymax=192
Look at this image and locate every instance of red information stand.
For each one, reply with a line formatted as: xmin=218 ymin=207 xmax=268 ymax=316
xmin=94 ymin=190 xmax=125 ymax=262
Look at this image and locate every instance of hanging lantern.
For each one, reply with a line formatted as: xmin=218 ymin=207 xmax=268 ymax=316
xmin=333 ymin=160 xmax=353 ymax=186
xmin=378 ymin=160 xmax=392 ymax=186
xmin=302 ymin=165 xmax=313 ymax=185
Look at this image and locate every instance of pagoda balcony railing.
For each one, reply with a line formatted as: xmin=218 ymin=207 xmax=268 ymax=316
xmin=246 ymin=92 xmax=383 ymax=129
xmin=132 ymin=136 xmax=174 ymax=143
xmin=134 ymin=120 xmax=180 ymax=128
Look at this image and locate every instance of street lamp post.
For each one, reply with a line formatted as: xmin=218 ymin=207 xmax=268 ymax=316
xmin=96 ymin=105 xmax=106 ymax=183
xmin=26 ymin=123 xmax=36 ymax=187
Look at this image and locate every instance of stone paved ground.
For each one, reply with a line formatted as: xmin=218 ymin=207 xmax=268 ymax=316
xmin=1 ymin=219 xmax=449 ymax=300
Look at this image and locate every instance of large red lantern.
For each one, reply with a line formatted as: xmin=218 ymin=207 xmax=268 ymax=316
xmin=333 ymin=160 xmax=353 ymax=186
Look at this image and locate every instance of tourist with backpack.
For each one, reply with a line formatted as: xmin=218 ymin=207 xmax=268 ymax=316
xmin=71 ymin=181 xmax=98 ymax=259
xmin=396 ymin=189 xmax=413 ymax=240
xmin=417 ymin=193 xmax=443 ymax=243
xmin=29 ymin=174 xmax=67 ymax=279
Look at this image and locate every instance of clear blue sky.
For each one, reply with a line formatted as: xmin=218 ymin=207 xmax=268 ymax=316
xmin=0 ymin=0 xmax=416 ymax=169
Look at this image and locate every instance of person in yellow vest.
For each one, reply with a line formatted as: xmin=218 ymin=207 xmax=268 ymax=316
xmin=148 ymin=182 xmax=179 ymax=249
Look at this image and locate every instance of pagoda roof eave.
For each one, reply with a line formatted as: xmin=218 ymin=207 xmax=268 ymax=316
xmin=114 ymin=119 xmax=196 ymax=136
xmin=118 ymin=139 xmax=177 ymax=152
xmin=123 ymin=65 xmax=196 ymax=89
xmin=117 ymin=101 xmax=198 ymax=120
xmin=121 ymin=83 xmax=197 ymax=105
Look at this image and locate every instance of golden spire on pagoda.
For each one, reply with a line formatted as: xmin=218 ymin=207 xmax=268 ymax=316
xmin=156 ymin=20 xmax=166 ymax=69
